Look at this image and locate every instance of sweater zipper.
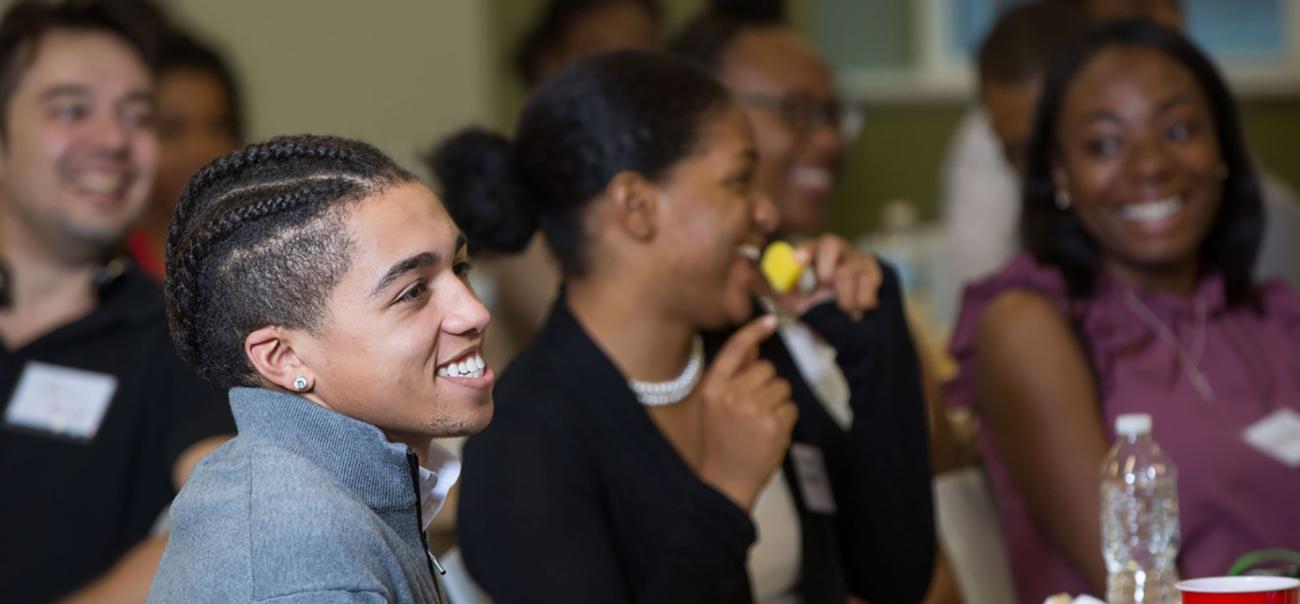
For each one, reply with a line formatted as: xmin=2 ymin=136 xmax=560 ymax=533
xmin=406 ymin=450 xmax=447 ymax=596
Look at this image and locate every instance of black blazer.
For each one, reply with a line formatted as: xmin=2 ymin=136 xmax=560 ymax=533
xmin=458 ymin=264 xmax=935 ymax=603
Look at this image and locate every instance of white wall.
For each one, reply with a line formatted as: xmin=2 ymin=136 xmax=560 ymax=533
xmin=167 ymin=0 xmax=496 ymax=175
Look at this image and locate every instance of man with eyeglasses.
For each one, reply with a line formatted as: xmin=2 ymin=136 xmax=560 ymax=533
xmin=671 ymin=7 xmax=863 ymax=238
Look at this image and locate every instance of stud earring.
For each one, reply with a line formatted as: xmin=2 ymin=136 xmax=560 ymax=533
xmin=1054 ymin=189 xmax=1071 ymax=210
xmin=292 ymin=376 xmax=309 ymax=392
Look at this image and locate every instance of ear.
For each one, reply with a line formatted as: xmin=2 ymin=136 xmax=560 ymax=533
xmin=605 ymin=170 xmax=659 ymax=241
xmin=244 ymin=326 xmax=313 ymax=393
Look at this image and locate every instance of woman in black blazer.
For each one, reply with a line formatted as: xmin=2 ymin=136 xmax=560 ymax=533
xmin=432 ymin=50 xmax=935 ymax=603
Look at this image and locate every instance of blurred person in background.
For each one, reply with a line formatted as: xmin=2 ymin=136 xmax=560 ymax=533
xmin=0 ymin=2 xmax=231 ymax=602
xmin=941 ymin=0 xmax=1300 ymax=292
xmin=420 ymin=0 xmax=665 ymax=558
xmin=435 ymin=50 xmax=934 ymax=603
xmin=127 ymin=27 xmax=243 ymax=280
xmin=671 ymin=0 xmax=854 ymax=240
xmin=940 ymin=0 xmax=1091 ymax=289
xmin=475 ymin=0 xmax=662 ymax=364
xmin=945 ymin=19 xmax=1300 ymax=602
xmin=673 ymin=5 xmax=973 ymax=602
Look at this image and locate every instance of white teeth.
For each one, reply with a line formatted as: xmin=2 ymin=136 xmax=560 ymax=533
xmin=737 ymin=245 xmax=761 ymax=262
xmin=791 ymin=166 xmax=832 ymax=189
xmin=77 ymin=173 xmax=125 ymax=194
xmin=438 ymin=353 xmax=487 ymax=379
xmin=1122 ymin=197 xmax=1183 ymax=223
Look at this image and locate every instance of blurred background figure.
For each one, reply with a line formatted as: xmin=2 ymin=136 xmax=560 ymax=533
xmin=127 ymin=28 xmax=243 ymax=280
xmin=419 ymin=0 xmax=665 ymax=560
xmin=672 ymin=0 xmax=857 ymax=239
xmin=946 ymin=18 xmax=1300 ymax=603
xmin=0 ymin=2 xmax=232 ymax=602
xmin=475 ymin=0 xmax=663 ymax=368
xmin=513 ymin=0 xmax=661 ymax=88
xmin=941 ymin=0 xmax=1300 ymax=293
xmin=940 ymin=1 xmax=1091 ymax=289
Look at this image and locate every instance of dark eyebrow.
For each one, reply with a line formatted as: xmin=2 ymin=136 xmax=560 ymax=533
xmin=369 ymin=251 xmax=439 ymax=299
xmin=119 ymin=90 xmax=155 ymax=107
xmin=454 ymin=233 xmax=467 ymax=255
xmin=39 ymin=84 xmax=90 ymax=102
xmin=1155 ymin=91 xmax=1194 ymax=114
xmin=40 ymin=86 xmax=155 ymax=110
xmin=739 ymin=147 xmax=759 ymax=164
xmin=1081 ymin=109 xmax=1122 ymax=125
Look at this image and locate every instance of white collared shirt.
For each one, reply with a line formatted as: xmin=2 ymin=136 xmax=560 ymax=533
xmin=417 ymin=441 xmax=461 ymax=530
xmin=778 ymin=319 xmax=852 ymax=430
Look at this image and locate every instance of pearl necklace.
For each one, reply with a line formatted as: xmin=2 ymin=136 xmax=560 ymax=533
xmin=628 ymin=336 xmax=705 ymax=406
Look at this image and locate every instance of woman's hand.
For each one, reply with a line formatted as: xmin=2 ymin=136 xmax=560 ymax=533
xmin=695 ymin=315 xmax=798 ymax=511
xmin=771 ymin=235 xmax=881 ymax=320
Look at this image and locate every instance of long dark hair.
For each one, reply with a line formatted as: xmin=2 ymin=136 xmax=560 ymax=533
xmin=166 ymin=134 xmax=415 ymax=388
xmin=429 ymin=49 xmax=730 ymax=277
xmin=1021 ymin=18 xmax=1263 ymax=306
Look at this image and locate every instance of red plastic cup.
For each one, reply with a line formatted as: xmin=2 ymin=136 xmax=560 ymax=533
xmin=1177 ymin=577 xmax=1300 ymax=603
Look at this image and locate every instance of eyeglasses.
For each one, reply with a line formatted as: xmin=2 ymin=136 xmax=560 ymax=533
xmin=733 ymin=92 xmax=865 ymax=142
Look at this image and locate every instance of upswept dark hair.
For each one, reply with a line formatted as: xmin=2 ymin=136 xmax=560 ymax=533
xmin=668 ymin=0 xmax=786 ymax=73
xmin=513 ymin=0 xmax=663 ymax=87
xmin=166 ymin=134 xmax=415 ymax=388
xmin=158 ymin=28 xmax=245 ymax=142
xmin=1021 ymin=18 xmax=1263 ymax=306
xmin=0 ymin=0 xmax=159 ymax=134
xmin=429 ymin=49 xmax=730 ymax=277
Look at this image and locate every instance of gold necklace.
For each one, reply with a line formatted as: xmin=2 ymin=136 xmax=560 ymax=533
xmin=1123 ymin=290 xmax=1216 ymax=402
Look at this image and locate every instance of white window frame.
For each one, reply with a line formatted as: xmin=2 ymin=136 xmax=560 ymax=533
xmin=836 ymin=0 xmax=1300 ymax=103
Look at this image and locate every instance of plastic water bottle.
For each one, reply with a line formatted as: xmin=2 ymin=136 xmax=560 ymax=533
xmin=1100 ymin=413 xmax=1181 ymax=604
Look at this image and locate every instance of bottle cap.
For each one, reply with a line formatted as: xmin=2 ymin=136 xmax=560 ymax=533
xmin=1115 ymin=413 xmax=1152 ymax=437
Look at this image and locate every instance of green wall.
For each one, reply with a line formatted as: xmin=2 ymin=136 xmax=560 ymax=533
xmin=1241 ymin=98 xmax=1300 ymax=197
xmin=827 ymin=103 xmax=966 ymax=236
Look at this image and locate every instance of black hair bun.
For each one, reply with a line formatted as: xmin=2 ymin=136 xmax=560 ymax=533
xmin=428 ymin=128 xmax=539 ymax=255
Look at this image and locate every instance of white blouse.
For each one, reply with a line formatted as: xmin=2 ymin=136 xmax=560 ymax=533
xmin=748 ymin=469 xmax=802 ymax=604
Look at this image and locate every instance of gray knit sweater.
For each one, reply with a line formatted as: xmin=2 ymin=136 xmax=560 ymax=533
xmin=148 ymin=388 xmax=444 ymax=603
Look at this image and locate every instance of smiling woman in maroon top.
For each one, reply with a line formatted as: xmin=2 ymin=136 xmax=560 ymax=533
xmin=945 ymin=19 xmax=1300 ymax=602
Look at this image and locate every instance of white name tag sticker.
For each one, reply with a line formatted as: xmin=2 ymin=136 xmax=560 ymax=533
xmin=790 ymin=442 xmax=836 ymax=514
xmin=1243 ymin=407 xmax=1300 ymax=469
xmin=4 ymin=362 xmax=117 ymax=441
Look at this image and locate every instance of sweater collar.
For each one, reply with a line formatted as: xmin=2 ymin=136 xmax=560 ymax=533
xmin=229 ymin=387 xmax=455 ymax=520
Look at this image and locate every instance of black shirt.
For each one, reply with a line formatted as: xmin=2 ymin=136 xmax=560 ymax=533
xmin=0 ymin=265 xmax=233 ymax=603
xmin=458 ymin=264 xmax=935 ymax=603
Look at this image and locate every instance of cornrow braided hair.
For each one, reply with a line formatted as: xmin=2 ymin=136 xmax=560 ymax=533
xmin=165 ymin=134 xmax=415 ymax=389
